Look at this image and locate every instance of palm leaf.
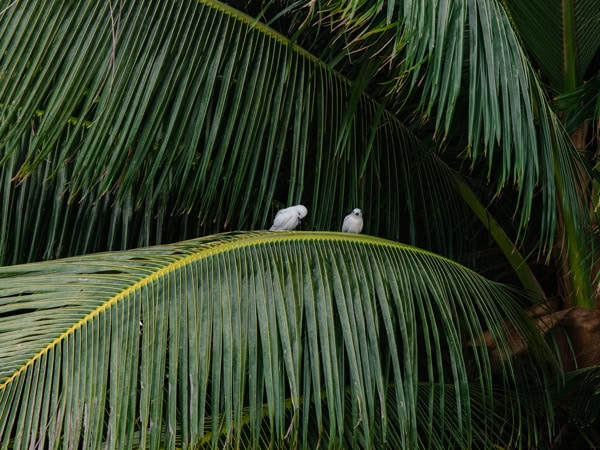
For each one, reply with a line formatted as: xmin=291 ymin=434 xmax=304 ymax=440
xmin=552 ymin=366 xmax=600 ymax=446
xmin=0 ymin=231 xmax=555 ymax=448
xmin=0 ymin=0 xmax=425 ymax=265
xmin=0 ymin=0 xmax=563 ymax=282
xmin=308 ymin=0 xmax=594 ymax=306
xmin=0 ymin=0 xmax=564 ymax=306
xmin=311 ymin=0 xmax=589 ymax=252
xmin=503 ymin=0 xmax=600 ymax=91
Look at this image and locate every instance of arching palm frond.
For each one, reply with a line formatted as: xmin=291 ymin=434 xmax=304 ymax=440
xmin=0 ymin=232 xmax=555 ymax=449
xmin=0 ymin=0 xmax=426 ymax=265
xmin=312 ymin=0 xmax=590 ymax=252
xmin=0 ymin=0 xmax=560 ymax=303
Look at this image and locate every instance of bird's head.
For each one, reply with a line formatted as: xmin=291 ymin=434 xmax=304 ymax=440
xmin=352 ymin=208 xmax=362 ymax=217
xmin=295 ymin=205 xmax=308 ymax=219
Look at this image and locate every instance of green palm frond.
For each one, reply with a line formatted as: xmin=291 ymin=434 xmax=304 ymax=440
xmin=0 ymin=0 xmax=573 ymax=306
xmin=312 ymin=0 xmax=589 ymax=251
xmin=0 ymin=0 xmax=424 ymax=264
xmin=503 ymin=0 xmax=600 ymax=91
xmin=556 ymin=73 xmax=600 ymax=132
xmin=525 ymin=363 xmax=600 ymax=447
xmin=0 ymin=231 xmax=555 ymax=448
xmin=562 ymin=366 xmax=600 ymax=421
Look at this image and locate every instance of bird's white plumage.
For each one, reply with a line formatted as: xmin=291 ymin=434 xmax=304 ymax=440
xmin=269 ymin=205 xmax=308 ymax=230
xmin=342 ymin=208 xmax=363 ymax=233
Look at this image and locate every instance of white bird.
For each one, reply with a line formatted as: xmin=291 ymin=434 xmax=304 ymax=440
xmin=342 ymin=208 xmax=363 ymax=233
xmin=269 ymin=204 xmax=308 ymax=231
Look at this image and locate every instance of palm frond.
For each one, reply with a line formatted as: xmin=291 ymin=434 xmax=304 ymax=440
xmin=0 ymin=231 xmax=555 ymax=448
xmin=312 ymin=0 xmax=590 ymax=254
xmin=0 ymin=0 xmax=422 ymax=264
xmin=556 ymin=73 xmax=600 ymax=132
xmin=503 ymin=0 xmax=600 ymax=90
xmin=0 ymin=0 xmax=568 ymax=302
xmin=545 ymin=366 xmax=600 ymax=447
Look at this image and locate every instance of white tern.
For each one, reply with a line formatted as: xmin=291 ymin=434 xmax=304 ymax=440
xmin=342 ymin=208 xmax=363 ymax=233
xmin=269 ymin=204 xmax=308 ymax=230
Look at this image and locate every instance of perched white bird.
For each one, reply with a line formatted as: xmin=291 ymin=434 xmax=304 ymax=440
xmin=269 ymin=204 xmax=308 ymax=231
xmin=342 ymin=208 xmax=363 ymax=233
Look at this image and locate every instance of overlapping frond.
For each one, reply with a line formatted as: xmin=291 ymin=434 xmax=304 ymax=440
xmin=311 ymin=0 xmax=589 ymax=252
xmin=0 ymin=0 xmax=421 ymax=265
xmin=503 ymin=0 xmax=600 ymax=90
xmin=0 ymin=231 xmax=555 ymax=448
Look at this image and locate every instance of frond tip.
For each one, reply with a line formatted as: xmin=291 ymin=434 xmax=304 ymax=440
xmin=0 ymin=231 xmax=554 ymax=448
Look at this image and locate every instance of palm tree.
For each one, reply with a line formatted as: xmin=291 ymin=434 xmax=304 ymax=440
xmin=0 ymin=0 xmax=599 ymax=448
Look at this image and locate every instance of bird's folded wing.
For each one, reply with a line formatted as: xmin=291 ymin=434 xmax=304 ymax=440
xmin=271 ymin=209 xmax=296 ymax=230
xmin=342 ymin=216 xmax=352 ymax=232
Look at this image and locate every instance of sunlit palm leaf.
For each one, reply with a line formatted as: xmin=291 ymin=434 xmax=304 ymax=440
xmin=0 ymin=231 xmax=554 ymax=448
